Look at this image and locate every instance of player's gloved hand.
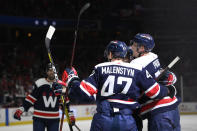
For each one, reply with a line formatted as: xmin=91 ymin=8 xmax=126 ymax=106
xmin=158 ymin=70 xmax=177 ymax=86
xmin=68 ymin=111 xmax=76 ymax=126
xmin=58 ymin=80 xmax=67 ymax=87
xmin=62 ymin=67 xmax=79 ymax=87
xmin=167 ymin=85 xmax=177 ymax=98
xmin=14 ymin=107 xmax=24 ymax=120
xmin=52 ymin=82 xmax=63 ymax=96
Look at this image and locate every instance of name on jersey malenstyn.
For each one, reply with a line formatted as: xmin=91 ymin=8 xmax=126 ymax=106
xmin=101 ymin=66 xmax=134 ymax=76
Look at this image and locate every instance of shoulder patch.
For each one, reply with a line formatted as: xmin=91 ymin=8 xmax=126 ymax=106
xmin=35 ymin=78 xmax=51 ymax=88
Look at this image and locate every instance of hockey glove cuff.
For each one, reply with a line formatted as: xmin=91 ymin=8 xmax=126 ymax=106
xmin=62 ymin=67 xmax=79 ymax=87
xmin=14 ymin=107 xmax=24 ymax=120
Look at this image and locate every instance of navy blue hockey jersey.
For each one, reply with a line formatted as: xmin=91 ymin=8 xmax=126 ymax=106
xmin=71 ymin=60 xmax=169 ymax=112
xmin=23 ymin=78 xmax=60 ymax=120
xmin=130 ymin=52 xmax=180 ymax=118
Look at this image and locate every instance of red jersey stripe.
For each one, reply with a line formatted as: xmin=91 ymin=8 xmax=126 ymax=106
xmin=26 ymin=95 xmax=36 ymax=103
xmin=145 ymin=84 xmax=160 ymax=98
xmin=140 ymin=97 xmax=177 ymax=114
xmin=80 ymin=81 xmax=97 ymax=96
xmin=34 ymin=111 xmax=59 ymax=117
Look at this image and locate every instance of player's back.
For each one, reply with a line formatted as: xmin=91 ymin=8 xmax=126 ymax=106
xmin=93 ymin=60 xmax=143 ymax=110
xmin=130 ymin=52 xmax=180 ymax=119
xmin=87 ymin=60 xmax=146 ymax=131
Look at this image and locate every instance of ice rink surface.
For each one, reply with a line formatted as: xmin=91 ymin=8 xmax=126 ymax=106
xmin=0 ymin=115 xmax=197 ymax=131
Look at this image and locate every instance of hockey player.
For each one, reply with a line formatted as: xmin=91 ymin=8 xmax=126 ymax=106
xmin=129 ymin=33 xmax=181 ymax=131
xmin=14 ymin=63 xmax=64 ymax=131
xmin=62 ymin=40 xmax=176 ymax=131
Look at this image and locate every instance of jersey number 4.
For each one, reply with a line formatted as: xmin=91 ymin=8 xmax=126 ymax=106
xmin=101 ymin=75 xmax=133 ymax=96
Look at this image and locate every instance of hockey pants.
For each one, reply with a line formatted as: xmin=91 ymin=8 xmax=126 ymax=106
xmin=33 ymin=118 xmax=59 ymax=131
xmin=148 ymin=107 xmax=181 ymax=131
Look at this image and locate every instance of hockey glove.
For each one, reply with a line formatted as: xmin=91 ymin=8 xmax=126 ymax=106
xmin=58 ymin=80 xmax=67 ymax=87
xmin=68 ymin=110 xmax=76 ymax=126
xmin=14 ymin=107 xmax=24 ymax=120
xmin=52 ymin=82 xmax=63 ymax=96
xmin=167 ymin=85 xmax=177 ymax=98
xmin=62 ymin=67 xmax=79 ymax=87
xmin=158 ymin=70 xmax=177 ymax=86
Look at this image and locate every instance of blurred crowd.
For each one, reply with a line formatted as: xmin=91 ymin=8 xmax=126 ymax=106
xmin=0 ymin=0 xmax=143 ymax=20
xmin=0 ymin=46 xmax=40 ymax=107
xmin=0 ymin=42 xmax=105 ymax=107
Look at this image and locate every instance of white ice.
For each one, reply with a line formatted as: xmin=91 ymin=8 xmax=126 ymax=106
xmin=0 ymin=115 xmax=197 ymax=131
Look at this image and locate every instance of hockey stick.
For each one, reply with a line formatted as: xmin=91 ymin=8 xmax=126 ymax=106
xmin=70 ymin=2 xmax=91 ymax=67
xmin=156 ymin=56 xmax=180 ymax=80
xmin=45 ymin=26 xmax=73 ymax=131
xmin=45 ymin=25 xmax=58 ymax=80
xmin=60 ymin=3 xmax=91 ymax=131
xmin=61 ymin=3 xmax=91 ymax=131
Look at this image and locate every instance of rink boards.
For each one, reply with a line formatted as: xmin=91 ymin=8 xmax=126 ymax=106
xmin=0 ymin=103 xmax=197 ymax=127
xmin=0 ymin=104 xmax=96 ymax=126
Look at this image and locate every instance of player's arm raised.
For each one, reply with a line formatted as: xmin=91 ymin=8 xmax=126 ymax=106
xmin=62 ymin=67 xmax=96 ymax=101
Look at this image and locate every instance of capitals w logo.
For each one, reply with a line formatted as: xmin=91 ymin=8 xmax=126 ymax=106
xmin=43 ymin=96 xmax=57 ymax=108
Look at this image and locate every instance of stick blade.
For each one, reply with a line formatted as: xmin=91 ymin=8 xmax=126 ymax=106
xmin=168 ymin=56 xmax=180 ymax=68
xmin=45 ymin=25 xmax=56 ymax=49
xmin=46 ymin=26 xmax=56 ymax=39
xmin=79 ymin=3 xmax=91 ymax=16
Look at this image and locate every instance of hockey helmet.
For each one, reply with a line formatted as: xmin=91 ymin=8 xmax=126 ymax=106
xmin=46 ymin=63 xmax=53 ymax=72
xmin=132 ymin=33 xmax=155 ymax=52
xmin=46 ymin=63 xmax=58 ymax=72
xmin=104 ymin=40 xmax=128 ymax=59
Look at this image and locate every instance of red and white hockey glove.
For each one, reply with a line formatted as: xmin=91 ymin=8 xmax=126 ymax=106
xmin=14 ymin=107 xmax=24 ymax=120
xmin=62 ymin=67 xmax=79 ymax=87
xmin=158 ymin=70 xmax=177 ymax=86
xmin=68 ymin=111 xmax=76 ymax=126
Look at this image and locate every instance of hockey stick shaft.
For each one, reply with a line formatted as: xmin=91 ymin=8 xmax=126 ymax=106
xmin=70 ymin=3 xmax=90 ymax=67
xmin=156 ymin=56 xmax=180 ymax=80
xmin=74 ymin=124 xmax=81 ymax=131
xmin=62 ymin=3 xmax=90 ymax=131
xmin=60 ymin=96 xmax=73 ymax=131
xmin=45 ymin=26 xmax=73 ymax=131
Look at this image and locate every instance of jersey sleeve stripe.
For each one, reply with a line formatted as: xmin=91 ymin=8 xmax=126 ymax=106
xmin=108 ymin=99 xmax=137 ymax=105
xmin=80 ymin=80 xmax=98 ymax=96
xmin=25 ymin=95 xmax=37 ymax=104
xmin=80 ymin=85 xmax=91 ymax=96
xmin=145 ymin=83 xmax=160 ymax=99
xmin=140 ymin=96 xmax=177 ymax=115
xmin=82 ymin=80 xmax=97 ymax=91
